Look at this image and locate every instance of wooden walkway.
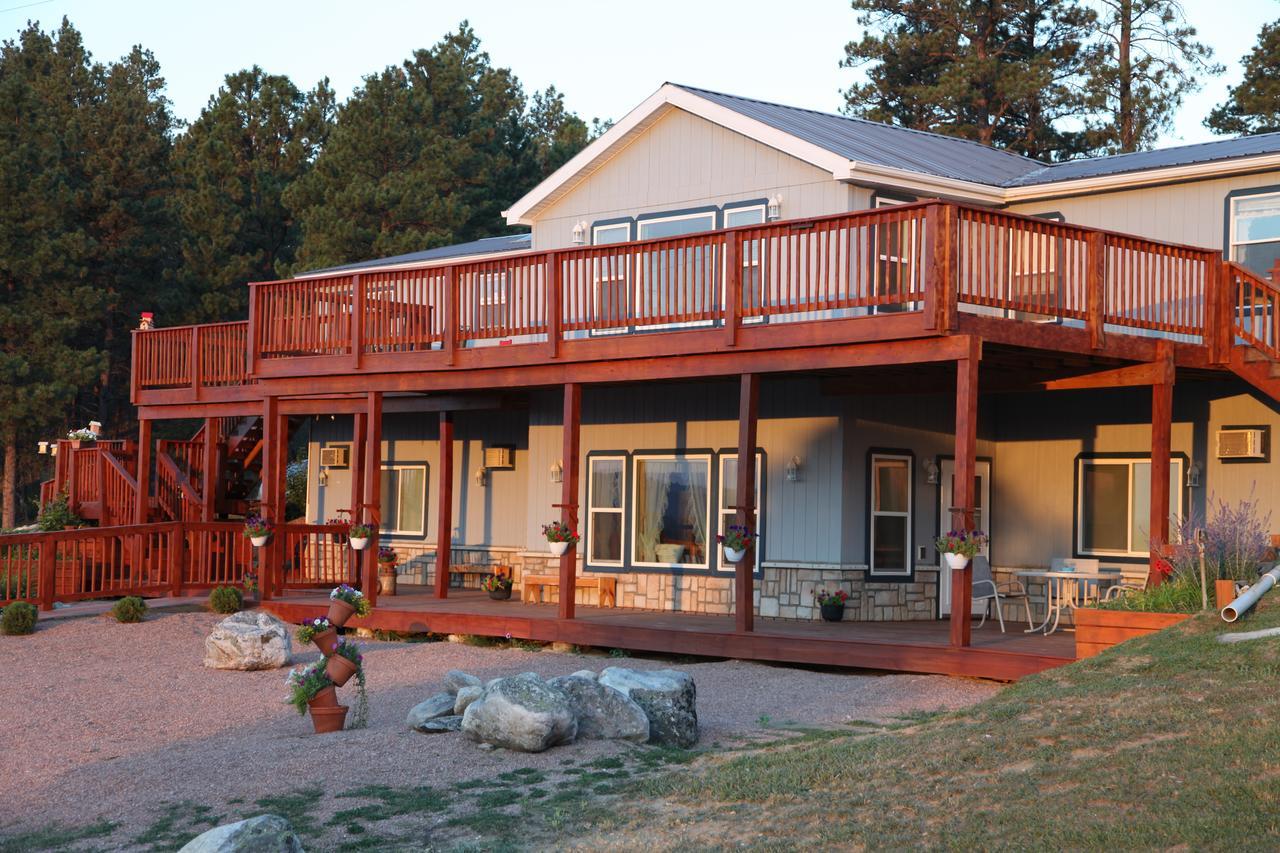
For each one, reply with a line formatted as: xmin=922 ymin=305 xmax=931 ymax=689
xmin=263 ymin=586 xmax=1075 ymax=681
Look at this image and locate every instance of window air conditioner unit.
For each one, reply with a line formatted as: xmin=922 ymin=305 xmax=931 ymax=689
xmin=483 ymin=446 xmax=514 ymax=469
xmin=319 ymin=445 xmax=350 ymax=468
xmin=1217 ymin=429 xmax=1267 ymax=460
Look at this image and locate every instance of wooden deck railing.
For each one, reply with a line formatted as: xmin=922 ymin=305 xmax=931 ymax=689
xmin=0 ymin=522 xmax=357 ymax=608
xmin=134 ymin=201 xmax=1263 ymax=394
xmin=1226 ymin=262 xmax=1280 ymax=360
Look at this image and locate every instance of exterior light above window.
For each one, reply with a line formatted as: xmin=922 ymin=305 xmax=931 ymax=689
xmin=786 ymin=456 xmax=802 ymax=482
xmin=767 ymin=195 xmax=783 ymax=221
xmin=572 ymin=221 xmax=588 ymax=244
xmin=1186 ymin=461 xmax=1201 ymax=489
xmin=549 ymin=460 xmax=563 ymax=484
xmin=924 ymin=459 xmax=940 ymax=485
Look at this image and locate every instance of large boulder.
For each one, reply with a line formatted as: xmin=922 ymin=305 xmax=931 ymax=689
xmin=461 ymin=673 xmax=577 ymax=752
xmin=548 ymin=674 xmax=649 ymax=743
xmin=598 ymin=667 xmax=698 ymax=748
xmin=407 ymin=693 xmax=456 ymax=731
xmin=202 ymin=612 xmax=292 ymax=671
xmin=178 ymin=814 xmax=303 ymax=852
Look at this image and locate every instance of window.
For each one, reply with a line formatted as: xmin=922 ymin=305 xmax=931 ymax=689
xmin=1077 ymin=457 xmax=1183 ymax=558
xmin=475 ymin=271 xmax=508 ymax=332
xmin=718 ymin=453 xmax=763 ymax=571
xmin=724 ymin=203 xmax=767 ymax=319
xmin=870 ymin=453 xmax=912 ymax=575
xmin=1230 ymin=191 xmax=1280 ymax=277
xmin=587 ymin=456 xmax=626 ymax=566
xmin=637 ymin=211 xmax=718 ymax=324
xmin=637 ymin=211 xmax=717 ymax=240
xmin=873 ymin=197 xmax=918 ymax=313
xmin=592 ymin=221 xmax=632 ymax=330
xmin=632 ymin=454 xmax=712 ymax=568
xmin=379 ymin=465 xmax=426 ymax=535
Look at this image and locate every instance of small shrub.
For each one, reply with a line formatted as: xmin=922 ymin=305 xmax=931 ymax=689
xmin=1094 ymin=576 xmax=1202 ymax=613
xmin=1 ymin=601 xmax=38 ymax=635
xmin=36 ymin=493 xmax=81 ymax=532
xmin=208 ymin=586 xmax=243 ymax=614
xmin=111 ymin=596 xmax=148 ymax=623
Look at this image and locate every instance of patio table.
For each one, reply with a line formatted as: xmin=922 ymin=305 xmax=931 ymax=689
xmin=1015 ymin=569 xmax=1122 ymax=635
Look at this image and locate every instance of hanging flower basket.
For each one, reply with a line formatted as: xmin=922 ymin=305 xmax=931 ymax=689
xmin=543 ymin=521 xmax=579 ymax=557
xmin=943 ymin=552 xmax=970 ymax=571
xmin=936 ymin=530 xmax=988 ymax=572
xmin=243 ymin=515 xmax=273 ymax=548
xmin=723 ymin=546 xmax=746 ymax=564
xmin=717 ymin=525 xmax=756 ymax=565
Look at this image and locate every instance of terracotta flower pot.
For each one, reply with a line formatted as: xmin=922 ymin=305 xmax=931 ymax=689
xmin=378 ymin=571 xmax=397 ymax=597
xmin=325 ymin=654 xmax=359 ymax=687
xmin=308 ymin=685 xmax=339 ymax=709
xmin=312 ymin=628 xmax=339 ymax=655
xmin=327 ymin=599 xmax=357 ymax=627
xmin=309 ymin=703 xmax=349 ymax=734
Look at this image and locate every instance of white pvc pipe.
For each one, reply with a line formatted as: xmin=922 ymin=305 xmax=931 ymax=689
xmin=1221 ymin=565 xmax=1280 ymax=623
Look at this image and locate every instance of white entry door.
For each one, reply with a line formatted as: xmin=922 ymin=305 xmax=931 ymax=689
xmin=938 ymin=459 xmax=991 ymax=617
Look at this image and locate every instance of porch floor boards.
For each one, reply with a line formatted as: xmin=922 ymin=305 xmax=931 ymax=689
xmin=263 ymin=586 xmax=1075 ymax=681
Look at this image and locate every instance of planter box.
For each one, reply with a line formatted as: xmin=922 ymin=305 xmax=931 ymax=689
xmin=1074 ymin=608 xmax=1192 ymax=659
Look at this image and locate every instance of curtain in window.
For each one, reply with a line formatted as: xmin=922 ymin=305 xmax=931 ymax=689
xmin=635 ymin=460 xmax=671 ymax=563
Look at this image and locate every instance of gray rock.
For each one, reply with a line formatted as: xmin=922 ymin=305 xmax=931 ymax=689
xmin=178 ymin=814 xmax=303 ymax=852
xmin=548 ymin=674 xmax=649 ymax=742
xmin=202 ymin=612 xmax=292 ymax=671
xmin=570 ymin=669 xmax=597 ymax=680
xmin=598 ymin=667 xmax=698 ymax=748
xmin=443 ymin=669 xmax=481 ymax=695
xmin=461 ymin=673 xmax=577 ymax=752
xmin=454 ymin=685 xmax=483 ymax=716
xmin=406 ymin=693 xmax=456 ymax=730
xmin=414 ymin=715 xmax=463 ymax=733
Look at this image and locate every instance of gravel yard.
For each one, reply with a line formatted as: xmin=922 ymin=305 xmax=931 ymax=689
xmin=0 ymin=608 xmax=1000 ymax=849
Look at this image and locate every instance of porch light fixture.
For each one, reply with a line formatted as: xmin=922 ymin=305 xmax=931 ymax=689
xmin=1186 ymin=461 xmax=1201 ymax=489
xmin=550 ymin=460 xmax=563 ymax=484
xmin=88 ymin=421 xmax=102 ymax=436
xmin=571 ymin=221 xmax=589 ymax=245
xmin=37 ymin=441 xmax=48 ymax=455
xmin=925 ymin=459 xmax=940 ymax=485
xmin=475 ymin=466 xmax=488 ymax=487
xmin=767 ymin=195 xmax=783 ymax=221
xmin=318 ymin=468 xmax=328 ymax=487
xmin=786 ymin=456 xmax=802 ymax=482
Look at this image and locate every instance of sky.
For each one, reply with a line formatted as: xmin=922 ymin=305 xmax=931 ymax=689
xmin=3 ymin=0 xmax=1278 ymax=153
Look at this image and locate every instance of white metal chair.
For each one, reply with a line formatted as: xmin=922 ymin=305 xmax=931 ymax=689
xmin=971 ymin=556 xmax=1033 ymax=633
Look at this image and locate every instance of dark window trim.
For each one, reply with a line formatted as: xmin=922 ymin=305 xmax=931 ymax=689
xmin=712 ymin=447 xmax=768 ymax=578
xmin=1222 ymin=184 xmax=1280 ymax=261
xmin=582 ymin=449 xmax=631 ymax=571
xmin=634 ymin=204 xmax=722 ymax=233
xmin=865 ymin=447 xmax=916 ymax=580
xmin=589 ymin=216 xmax=633 ymax=245
xmin=1071 ymin=451 xmax=1190 ymax=564
xmin=1219 ymin=424 xmax=1272 ymax=464
xmin=871 ymin=190 xmax=918 ymax=206
xmin=721 ymin=197 xmax=770 ymax=222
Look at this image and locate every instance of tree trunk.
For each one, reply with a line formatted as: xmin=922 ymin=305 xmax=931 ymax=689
xmin=2 ymin=427 xmax=15 ymax=530
xmin=1118 ymin=0 xmax=1135 ymax=152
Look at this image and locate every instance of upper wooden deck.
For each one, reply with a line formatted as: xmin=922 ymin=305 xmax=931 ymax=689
xmin=131 ymin=200 xmax=1280 ymax=411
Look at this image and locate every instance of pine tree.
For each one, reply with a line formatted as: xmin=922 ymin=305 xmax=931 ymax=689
xmin=172 ymin=67 xmax=334 ymax=321
xmin=1206 ymin=20 xmax=1280 ymax=137
xmin=840 ymin=0 xmax=1099 ymax=161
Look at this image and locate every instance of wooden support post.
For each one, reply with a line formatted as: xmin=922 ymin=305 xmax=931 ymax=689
xmin=362 ymin=391 xmax=383 ymax=606
xmin=443 ymin=267 xmax=457 ymax=366
xmin=202 ymin=417 xmax=219 ymax=522
xmin=190 ymin=326 xmax=201 ymax=400
xmin=724 ymin=235 xmax=742 ymax=346
xmin=135 ymin=419 xmax=152 ymax=525
xmin=1149 ymin=341 xmax=1175 ymax=586
xmin=260 ymin=395 xmax=279 ymax=601
xmin=950 ymin=343 xmax=981 ymax=648
xmin=37 ymin=533 xmax=55 ymax=611
xmin=435 ymin=411 xmax=454 ymax=599
xmin=940 ymin=205 xmax=959 ymax=331
xmin=1086 ymin=232 xmax=1107 ymax=350
xmin=546 ymin=253 xmax=561 ymax=360
xmin=735 ymin=373 xmax=759 ymax=633
xmin=922 ymin=203 xmax=941 ymax=331
xmin=559 ymin=383 xmax=582 ymax=620
xmin=96 ymin=447 xmax=106 ymax=524
xmin=351 ymin=413 xmax=366 ymax=520
xmin=169 ymin=525 xmax=184 ymax=598
xmin=351 ymin=273 xmax=364 ymax=370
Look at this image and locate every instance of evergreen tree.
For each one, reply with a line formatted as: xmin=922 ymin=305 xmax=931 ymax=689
xmin=840 ymin=0 xmax=1099 ymax=161
xmin=1206 ymin=20 xmax=1280 ymax=137
xmin=1083 ymin=0 xmax=1222 ymax=153
xmin=172 ymin=67 xmax=334 ymax=321
xmin=285 ymin=24 xmax=590 ymax=272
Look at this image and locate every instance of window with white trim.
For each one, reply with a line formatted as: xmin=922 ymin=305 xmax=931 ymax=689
xmin=873 ymin=197 xmax=918 ymax=313
xmin=379 ymin=464 xmax=427 ymax=535
xmin=586 ymin=456 xmax=625 ymax=566
xmin=475 ymin=271 xmax=508 ymax=331
xmin=724 ymin=204 xmax=767 ymax=320
xmin=718 ymin=453 xmax=763 ymax=571
xmin=637 ymin=211 xmax=718 ymax=325
xmin=1076 ymin=457 xmax=1183 ymax=558
xmin=632 ymin=453 xmax=712 ymax=568
xmin=1230 ymin=191 xmax=1280 ymax=277
xmin=592 ymin=221 xmax=631 ymax=330
xmin=870 ymin=453 xmax=912 ymax=575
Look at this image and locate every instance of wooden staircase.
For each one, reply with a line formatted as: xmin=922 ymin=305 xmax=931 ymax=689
xmin=1223 ymin=262 xmax=1280 ymax=404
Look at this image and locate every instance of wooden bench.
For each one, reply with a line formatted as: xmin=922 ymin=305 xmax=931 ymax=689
xmin=521 ymin=574 xmax=616 ymax=607
xmin=450 ymin=564 xmax=511 ymax=589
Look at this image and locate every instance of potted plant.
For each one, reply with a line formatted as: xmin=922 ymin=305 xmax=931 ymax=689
xmin=481 ymin=571 xmax=514 ymax=601
xmin=297 ymin=616 xmax=340 ymax=655
xmin=325 ymin=638 xmax=363 ymax=687
xmin=542 ymin=521 xmax=580 ymax=557
xmin=66 ymin=428 xmax=96 ymax=449
xmin=815 ymin=589 xmax=850 ymax=622
xmin=327 ymin=517 xmax=351 ymax=545
xmin=717 ymin=524 xmax=756 ymax=564
xmin=327 ymin=584 xmax=371 ymax=627
xmin=285 ymin=661 xmax=347 ymax=734
xmin=377 ymin=546 xmax=398 ymax=596
xmin=243 ymin=515 xmax=273 ymax=548
xmin=349 ymin=523 xmax=374 ymax=551
xmin=935 ymin=529 xmax=988 ymax=571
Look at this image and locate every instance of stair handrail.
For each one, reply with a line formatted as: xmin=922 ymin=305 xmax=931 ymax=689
xmin=1223 ymin=261 xmax=1280 ymax=360
xmin=156 ymin=451 xmax=202 ymax=521
xmin=100 ymin=449 xmax=139 ymax=527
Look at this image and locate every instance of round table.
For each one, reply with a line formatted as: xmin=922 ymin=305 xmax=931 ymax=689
xmin=1015 ymin=569 xmax=1122 ymax=635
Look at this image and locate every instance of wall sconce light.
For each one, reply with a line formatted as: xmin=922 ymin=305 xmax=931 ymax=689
xmin=49 ymin=444 xmax=58 ymax=457
xmin=925 ymin=459 xmax=940 ymax=485
xmin=318 ymin=469 xmax=328 ymax=487
xmin=786 ymin=456 xmax=802 ymax=482
xmin=37 ymin=441 xmax=48 ymax=455
xmin=767 ymin=195 xmax=783 ymax=221
xmin=571 ymin=221 xmax=589 ymax=245
xmin=88 ymin=421 xmax=102 ymax=436
xmin=550 ymin=460 xmax=563 ymax=484
xmin=1186 ymin=461 xmax=1201 ymax=489
xmin=474 ymin=466 xmax=488 ymax=487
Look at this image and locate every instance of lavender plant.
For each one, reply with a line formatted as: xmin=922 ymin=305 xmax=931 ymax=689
xmin=1203 ymin=492 xmax=1272 ymax=582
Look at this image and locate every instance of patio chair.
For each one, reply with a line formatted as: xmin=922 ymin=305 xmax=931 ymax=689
xmin=971 ymin=556 xmax=1033 ymax=633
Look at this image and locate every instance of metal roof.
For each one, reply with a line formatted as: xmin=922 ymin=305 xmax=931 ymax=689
xmin=305 ymin=233 xmax=532 ymax=275
xmin=673 ymin=84 xmax=1280 ymax=190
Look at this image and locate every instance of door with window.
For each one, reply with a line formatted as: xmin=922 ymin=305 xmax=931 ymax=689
xmin=938 ymin=459 xmax=991 ymax=617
